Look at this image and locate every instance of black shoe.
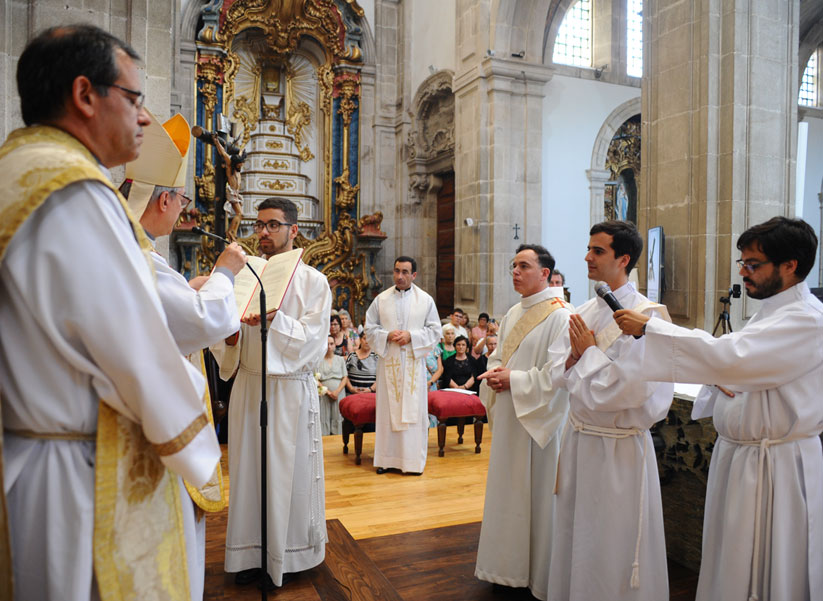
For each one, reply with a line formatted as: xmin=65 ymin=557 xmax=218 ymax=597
xmin=234 ymin=568 xmax=262 ymax=585
xmin=257 ymin=574 xmax=276 ymax=591
xmin=376 ymin=467 xmax=387 ymax=474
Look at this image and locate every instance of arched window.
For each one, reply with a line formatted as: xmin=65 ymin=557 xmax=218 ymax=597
xmin=553 ymin=0 xmax=592 ymax=67
xmin=626 ymin=0 xmax=643 ymax=77
xmin=799 ymin=50 xmax=819 ymax=107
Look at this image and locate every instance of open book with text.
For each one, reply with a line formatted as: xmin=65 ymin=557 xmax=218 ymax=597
xmin=233 ymin=247 xmax=304 ymax=319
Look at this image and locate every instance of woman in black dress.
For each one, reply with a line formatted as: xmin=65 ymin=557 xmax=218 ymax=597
xmin=440 ymin=336 xmax=478 ymax=391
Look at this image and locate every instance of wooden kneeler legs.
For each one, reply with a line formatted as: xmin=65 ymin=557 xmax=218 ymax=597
xmin=436 ymin=416 xmax=484 ymax=457
xmin=341 ymin=419 xmax=366 ymax=465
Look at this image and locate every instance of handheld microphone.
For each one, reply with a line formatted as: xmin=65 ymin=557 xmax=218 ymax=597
xmin=595 ymin=281 xmax=642 ymax=339
xmin=191 ymin=226 xmax=229 ymax=244
xmin=594 ymin=281 xmax=623 ymax=312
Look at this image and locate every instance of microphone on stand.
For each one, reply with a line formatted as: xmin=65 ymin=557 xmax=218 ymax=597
xmin=594 ymin=281 xmax=642 ymax=339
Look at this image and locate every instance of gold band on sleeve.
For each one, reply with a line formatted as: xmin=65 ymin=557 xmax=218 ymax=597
xmin=151 ymin=413 xmax=209 ymax=457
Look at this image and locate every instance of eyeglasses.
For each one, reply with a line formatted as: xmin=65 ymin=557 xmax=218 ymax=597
xmin=99 ymin=83 xmax=146 ymax=110
xmin=175 ymin=191 xmax=193 ymax=209
xmin=736 ymin=259 xmax=772 ymax=273
xmin=253 ymin=219 xmax=294 ymax=233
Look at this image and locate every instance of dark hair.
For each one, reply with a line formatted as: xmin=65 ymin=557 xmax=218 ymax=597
xmin=737 ymin=217 xmax=818 ymax=280
xmin=478 ymin=312 xmax=489 ymax=321
xmin=454 ymin=335 xmax=469 ymax=348
xmin=231 ymin=151 xmax=247 ymax=169
xmin=329 ymin=314 xmax=342 ymax=327
xmin=395 ymin=255 xmax=417 ymax=273
xmin=452 ymin=307 xmax=464 ymax=315
xmin=551 ymin=269 xmax=565 ymax=284
xmin=17 ymin=24 xmax=140 ymax=126
xmin=516 ymin=243 xmax=556 ymax=272
xmin=258 ymin=197 xmax=298 ymax=224
xmin=590 ymin=220 xmax=643 ymax=274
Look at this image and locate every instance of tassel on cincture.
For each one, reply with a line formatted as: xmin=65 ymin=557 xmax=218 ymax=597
xmin=630 ymin=561 xmax=640 ymax=589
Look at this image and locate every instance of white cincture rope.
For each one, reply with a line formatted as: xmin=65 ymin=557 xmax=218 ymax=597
xmin=567 ymin=412 xmax=647 ymax=590
xmin=718 ymin=432 xmax=813 ymax=601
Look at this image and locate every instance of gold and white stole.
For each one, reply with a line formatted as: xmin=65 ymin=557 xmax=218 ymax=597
xmin=377 ymin=285 xmax=429 ymax=431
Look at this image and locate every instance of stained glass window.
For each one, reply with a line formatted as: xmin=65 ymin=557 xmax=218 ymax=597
xmin=553 ymin=0 xmax=592 ymax=68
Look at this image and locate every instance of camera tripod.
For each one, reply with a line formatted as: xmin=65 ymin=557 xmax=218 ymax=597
xmin=712 ymin=285 xmax=741 ymax=336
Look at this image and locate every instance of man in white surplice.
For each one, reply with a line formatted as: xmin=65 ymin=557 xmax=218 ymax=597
xmin=0 ymin=25 xmax=221 ymax=601
xmin=547 ymin=220 xmax=673 ymax=601
xmin=475 ymin=244 xmax=571 ymax=600
xmin=122 ymin=108 xmax=247 ymax=601
xmin=365 ymin=256 xmax=441 ymax=474
xmin=613 ymin=216 xmax=823 ymax=601
xmin=211 ymin=196 xmax=331 ymax=590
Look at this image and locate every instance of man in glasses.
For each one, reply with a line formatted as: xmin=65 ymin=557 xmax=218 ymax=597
xmin=0 ymin=24 xmax=220 ymax=600
xmin=211 ymin=196 xmax=331 ymax=591
xmin=613 ymin=216 xmax=823 ymax=601
xmin=364 ymin=256 xmax=442 ymax=475
xmin=121 ymin=110 xmax=247 ymax=601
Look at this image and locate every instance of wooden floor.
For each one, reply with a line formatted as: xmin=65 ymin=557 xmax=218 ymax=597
xmin=204 ymin=426 xmax=698 ymax=600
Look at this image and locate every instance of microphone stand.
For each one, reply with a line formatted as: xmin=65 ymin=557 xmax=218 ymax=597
xmin=192 ymin=227 xmax=270 ymax=599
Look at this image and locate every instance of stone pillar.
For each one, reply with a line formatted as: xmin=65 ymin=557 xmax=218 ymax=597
xmin=642 ymin=0 xmax=799 ymax=329
xmin=454 ymin=54 xmax=552 ymax=318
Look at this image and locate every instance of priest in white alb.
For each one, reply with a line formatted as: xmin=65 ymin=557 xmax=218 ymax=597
xmin=211 ymin=196 xmax=331 ymax=590
xmin=475 ymin=244 xmax=572 ymax=600
xmin=547 ymin=221 xmax=673 ymax=601
xmin=613 ymin=216 xmax=823 ymax=601
xmin=122 ymin=109 xmax=247 ymax=601
xmin=0 ymin=25 xmax=220 ymax=601
xmin=365 ymin=256 xmax=441 ymax=474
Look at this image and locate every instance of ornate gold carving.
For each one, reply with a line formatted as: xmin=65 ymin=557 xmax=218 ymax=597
xmin=605 ymin=118 xmax=641 ymax=180
xmin=262 ymin=101 xmax=282 ymax=120
xmin=286 ymin=100 xmax=314 ymax=161
xmin=217 ymin=0 xmax=358 ymax=63
xmin=334 ymin=167 xmax=359 ymax=210
xmin=358 ymin=211 xmax=386 ymax=238
xmin=232 ymin=94 xmax=260 ymax=149
xmin=194 ymin=160 xmax=216 ymax=203
xmin=263 ymin=159 xmax=290 ymax=170
xmin=261 ymin=179 xmax=296 ymax=191
xmin=197 ymin=58 xmax=224 ymax=116
xmin=266 ymin=140 xmax=285 ymax=150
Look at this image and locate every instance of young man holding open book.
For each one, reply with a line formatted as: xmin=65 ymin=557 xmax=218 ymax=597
xmin=211 ymin=197 xmax=332 ymax=590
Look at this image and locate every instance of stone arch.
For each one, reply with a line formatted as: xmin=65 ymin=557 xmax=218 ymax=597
xmin=587 ymin=96 xmax=641 ymax=225
xmin=541 ymin=0 xmax=580 ymax=64
xmin=492 ymin=0 xmax=552 ymax=64
xmin=407 ymin=69 xmax=456 ymax=196
xmin=180 ymin=0 xmax=206 ymax=42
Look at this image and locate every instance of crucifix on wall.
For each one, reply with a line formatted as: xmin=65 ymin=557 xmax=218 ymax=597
xmin=513 ymin=223 xmax=520 ymax=240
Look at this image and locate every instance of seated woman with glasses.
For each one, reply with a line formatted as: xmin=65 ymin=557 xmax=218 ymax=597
xmin=440 ymin=335 xmax=480 ymax=392
xmin=345 ymin=335 xmax=378 ymax=394
xmin=329 ymin=314 xmax=350 ymax=357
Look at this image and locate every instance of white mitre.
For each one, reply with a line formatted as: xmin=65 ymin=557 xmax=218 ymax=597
xmin=124 ymin=109 xmax=192 ymax=217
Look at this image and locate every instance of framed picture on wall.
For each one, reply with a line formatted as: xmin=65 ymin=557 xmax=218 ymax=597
xmin=647 ymin=226 xmax=664 ymax=303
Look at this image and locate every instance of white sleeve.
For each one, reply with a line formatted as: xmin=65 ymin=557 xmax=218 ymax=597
xmin=10 ymin=182 xmax=221 ymax=487
xmin=365 ymin=295 xmax=390 ymax=357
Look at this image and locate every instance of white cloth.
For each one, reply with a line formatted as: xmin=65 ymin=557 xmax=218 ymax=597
xmin=641 ymin=281 xmax=823 ymax=601
xmin=150 ymin=250 xmax=239 ymax=601
xmin=365 ymin=284 xmax=441 ymax=473
xmin=475 ymin=286 xmax=571 ymax=600
xmin=547 ymin=282 xmax=673 ymax=601
xmin=151 ymin=251 xmax=240 ymax=356
xmin=0 ymin=180 xmax=220 ymax=601
xmin=211 ymin=261 xmax=331 ymax=585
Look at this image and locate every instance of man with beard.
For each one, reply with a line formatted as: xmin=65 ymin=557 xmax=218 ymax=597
xmin=613 ymin=216 xmax=823 ymax=601
xmin=211 ymin=196 xmax=331 ymax=590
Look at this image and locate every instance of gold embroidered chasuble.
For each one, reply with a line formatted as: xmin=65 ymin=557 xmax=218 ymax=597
xmin=0 ymin=126 xmax=196 ymax=601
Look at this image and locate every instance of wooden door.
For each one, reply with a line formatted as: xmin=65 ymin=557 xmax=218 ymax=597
xmin=435 ymin=172 xmax=455 ymax=317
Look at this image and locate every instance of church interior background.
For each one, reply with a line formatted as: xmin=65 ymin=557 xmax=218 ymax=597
xmin=1 ymin=0 xmax=822 ymax=330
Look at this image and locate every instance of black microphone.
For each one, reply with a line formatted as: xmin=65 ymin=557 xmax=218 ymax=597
xmin=595 ymin=281 xmax=642 ymax=339
xmin=594 ymin=281 xmax=623 ymax=312
xmin=191 ymin=226 xmax=229 ymax=244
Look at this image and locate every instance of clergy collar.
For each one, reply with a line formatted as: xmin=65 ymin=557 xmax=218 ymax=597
xmin=757 ymin=281 xmax=809 ymax=316
xmin=395 ymin=285 xmax=413 ymax=294
xmin=521 ymin=285 xmax=554 ymax=308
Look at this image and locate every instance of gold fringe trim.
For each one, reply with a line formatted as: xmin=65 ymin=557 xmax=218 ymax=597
xmin=152 ymin=413 xmax=209 ymax=457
